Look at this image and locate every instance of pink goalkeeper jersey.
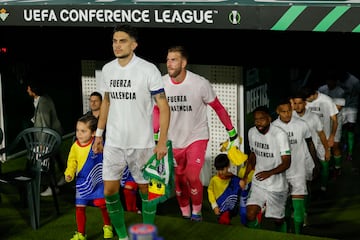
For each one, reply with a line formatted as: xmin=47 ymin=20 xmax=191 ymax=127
xmin=163 ymin=70 xmax=217 ymax=148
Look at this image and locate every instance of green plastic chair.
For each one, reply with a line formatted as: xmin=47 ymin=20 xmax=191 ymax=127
xmin=0 ymin=127 xmax=62 ymax=229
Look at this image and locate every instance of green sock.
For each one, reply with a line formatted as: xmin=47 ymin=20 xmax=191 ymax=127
xmin=275 ymin=221 xmax=287 ymax=233
xmin=320 ymin=161 xmax=329 ymax=189
xmin=329 ymin=156 xmax=335 ymax=171
xmin=292 ymin=198 xmax=305 ymax=234
xmin=285 ymin=197 xmax=292 ymax=227
xmin=285 ymin=197 xmax=292 ymax=218
xmin=140 ymin=192 xmax=157 ymax=224
xmin=334 ymin=155 xmax=342 ymax=169
xmin=247 ymin=218 xmax=260 ymax=229
xmin=348 ymin=132 xmax=354 ymax=155
xmin=105 ymin=193 xmax=127 ymax=238
xmin=304 ymin=194 xmax=310 ymax=214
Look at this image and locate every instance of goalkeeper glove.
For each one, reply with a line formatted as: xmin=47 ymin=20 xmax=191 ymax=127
xmin=227 ymin=128 xmax=241 ymax=150
xmin=219 ymin=128 xmax=241 ymax=152
xmin=219 ymin=128 xmax=248 ymax=166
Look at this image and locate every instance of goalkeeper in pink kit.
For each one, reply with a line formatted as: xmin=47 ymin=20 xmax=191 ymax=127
xmin=153 ymin=46 xmax=240 ymax=221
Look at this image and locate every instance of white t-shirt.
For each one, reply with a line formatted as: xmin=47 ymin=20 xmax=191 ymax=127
xmin=318 ymin=85 xmax=345 ymax=99
xmin=163 ymin=70 xmax=217 ymax=148
xmin=293 ymin=109 xmax=325 ymax=161
xmin=248 ymin=124 xmax=290 ymax=192
xmin=306 ymin=92 xmax=339 ymax=138
xmin=272 ymin=116 xmax=312 ymax=179
xmin=338 ymin=73 xmax=360 ymax=109
xmin=100 ymin=55 xmax=164 ymax=148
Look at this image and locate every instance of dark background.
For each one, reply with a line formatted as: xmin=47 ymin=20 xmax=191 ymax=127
xmin=1 ymin=26 xmax=360 ymax=143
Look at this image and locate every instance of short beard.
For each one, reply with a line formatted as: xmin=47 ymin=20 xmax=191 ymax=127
xmin=169 ymin=69 xmax=181 ymax=78
xmin=256 ymin=124 xmax=270 ymax=135
xmin=116 ymin=53 xmax=130 ymax=59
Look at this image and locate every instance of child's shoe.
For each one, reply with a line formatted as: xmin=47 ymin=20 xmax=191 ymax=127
xmin=218 ymin=211 xmax=231 ymax=225
xmin=103 ymin=225 xmax=114 ymax=239
xmin=191 ymin=213 xmax=202 ymax=222
xmin=70 ymin=231 xmax=87 ymax=240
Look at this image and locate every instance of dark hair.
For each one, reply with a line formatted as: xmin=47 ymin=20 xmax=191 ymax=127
xmin=90 ymin=91 xmax=102 ymax=101
xmin=214 ymin=154 xmax=230 ymax=170
xmin=299 ymin=87 xmax=316 ymax=99
xmin=168 ymin=46 xmax=189 ymax=61
xmin=253 ymin=105 xmax=270 ymax=115
xmin=292 ymin=90 xmax=307 ymax=100
xmin=277 ymin=97 xmax=291 ymax=107
xmin=113 ymin=25 xmax=138 ymax=41
xmin=26 ymin=78 xmax=44 ymax=96
xmin=323 ymin=68 xmax=348 ymax=82
xmin=78 ymin=114 xmax=98 ymax=132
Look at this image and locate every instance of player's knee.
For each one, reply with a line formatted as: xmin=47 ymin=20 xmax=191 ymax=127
xmin=246 ymin=206 xmax=259 ymax=221
xmin=187 ymin=174 xmax=200 ymax=184
xmin=138 ymin=183 xmax=148 ymax=195
xmin=124 ymin=181 xmax=138 ymax=191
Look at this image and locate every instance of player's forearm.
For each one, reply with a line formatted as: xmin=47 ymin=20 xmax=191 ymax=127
xmin=318 ymin=131 xmax=329 ymax=150
xmin=243 ymin=152 xmax=255 ymax=182
xmin=306 ymin=138 xmax=319 ymax=165
xmin=158 ymin=100 xmax=170 ymax=145
xmin=330 ymin=116 xmax=338 ymax=137
xmin=208 ymin=97 xmax=234 ymax=130
xmin=270 ymin=155 xmax=291 ymax=175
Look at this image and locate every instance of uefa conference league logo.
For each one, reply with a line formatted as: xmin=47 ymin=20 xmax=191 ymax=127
xmin=229 ymin=10 xmax=241 ymax=25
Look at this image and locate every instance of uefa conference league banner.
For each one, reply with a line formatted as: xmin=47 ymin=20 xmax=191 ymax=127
xmin=1 ymin=4 xmax=360 ymax=32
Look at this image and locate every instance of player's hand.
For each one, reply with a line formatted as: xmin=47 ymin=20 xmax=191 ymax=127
xmin=239 ymin=179 xmax=246 ymax=190
xmin=327 ymin=136 xmax=335 ymax=148
xmin=325 ymin=148 xmax=331 ymax=161
xmin=214 ymin=207 xmax=220 ymax=215
xmin=92 ymin=136 xmax=103 ymax=154
xmin=154 ymin=140 xmax=167 ymax=160
xmin=65 ymin=175 xmax=72 ymax=182
xmin=255 ymin=170 xmax=272 ymax=181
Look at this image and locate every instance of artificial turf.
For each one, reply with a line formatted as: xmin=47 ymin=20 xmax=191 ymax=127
xmin=0 ymin=136 xmax=359 ymax=240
